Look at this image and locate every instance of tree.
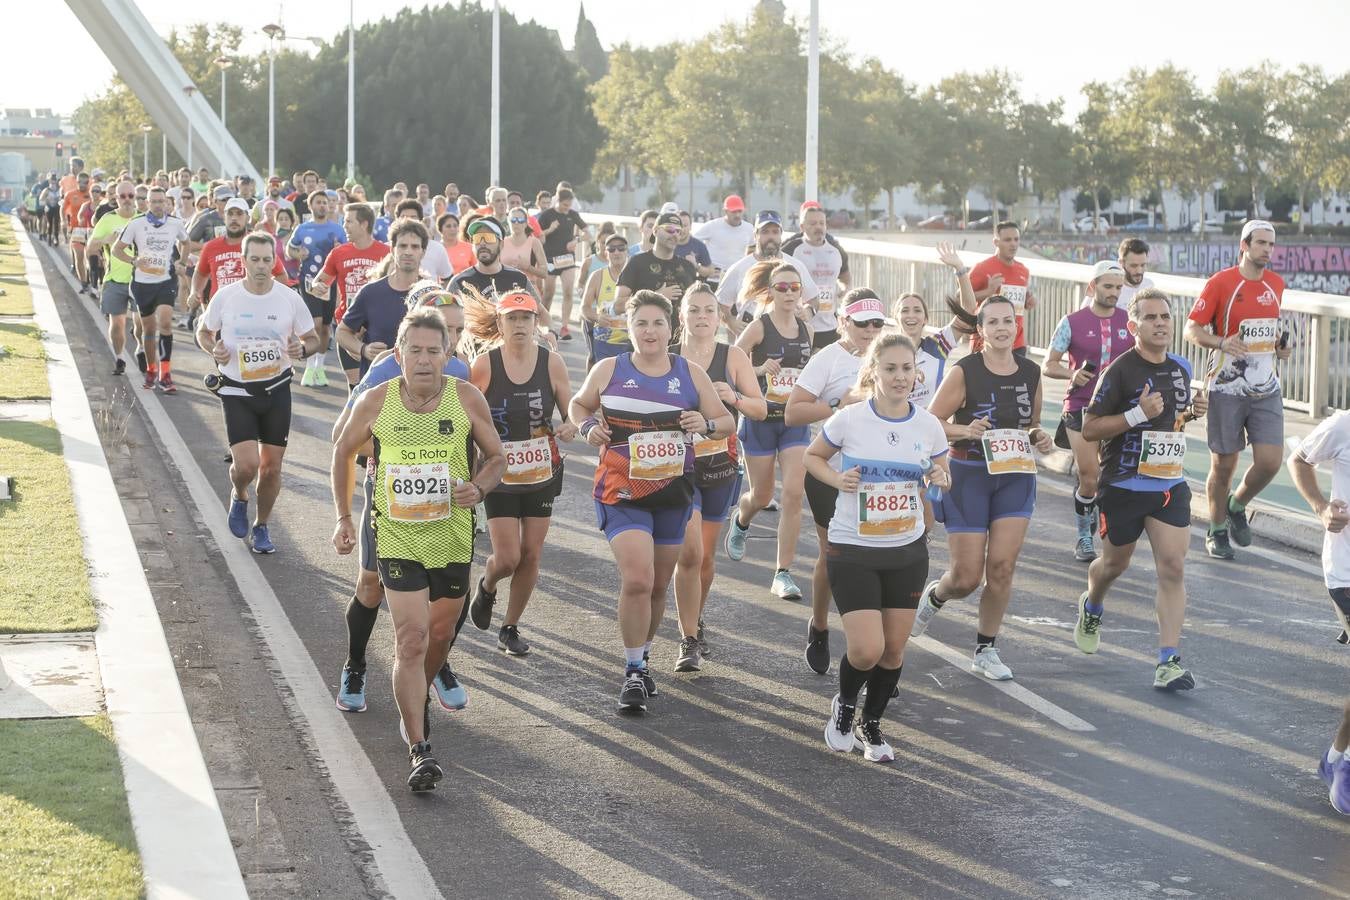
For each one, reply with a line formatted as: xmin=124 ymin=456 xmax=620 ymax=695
xmin=1071 ymin=82 xmax=1133 ymax=225
xmin=573 ymin=4 xmax=608 ymax=83
xmin=589 ymin=44 xmax=678 ymax=211
xmin=1116 ymin=65 xmax=1215 ymax=229
xmin=1018 ymin=98 xmax=1074 ymax=222
xmin=822 ymin=59 xmax=915 ymax=225
xmin=1211 ymin=63 xmax=1284 ymax=217
xmin=1273 ymin=65 xmax=1349 ymax=232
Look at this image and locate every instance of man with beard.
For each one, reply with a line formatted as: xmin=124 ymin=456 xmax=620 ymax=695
xmin=614 ymin=211 xmax=698 ymax=310
xmin=251 ymin=175 xmax=294 ymax=225
xmin=191 ymin=199 xmax=287 ymax=310
xmin=447 ymin=218 xmax=543 ymax=306
xmin=336 ymin=218 xmax=430 ymax=378
xmin=715 ymin=210 xmax=819 ymax=336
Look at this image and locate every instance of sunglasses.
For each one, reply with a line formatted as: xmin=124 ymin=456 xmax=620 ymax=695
xmin=847 ymin=318 xmax=885 ymax=329
xmin=771 ymin=281 xmax=802 ymax=293
xmin=606 ymin=244 xmax=629 ymax=253
xmin=420 ymin=294 xmax=460 ymax=308
xmin=660 ymin=225 xmax=681 ymax=235
xmin=509 ymin=217 xmax=526 ymax=224
xmin=470 ymin=232 xmax=500 ymax=246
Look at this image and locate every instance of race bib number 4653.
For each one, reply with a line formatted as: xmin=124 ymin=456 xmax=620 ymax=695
xmin=856 ymin=481 xmax=921 ymax=538
xmin=628 ymin=430 xmax=686 ymax=480
xmin=385 ymin=463 xmax=451 ymax=521
xmin=1239 ymin=317 xmax=1279 ymax=355
xmin=982 ymin=429 xmax=1036 ymax=474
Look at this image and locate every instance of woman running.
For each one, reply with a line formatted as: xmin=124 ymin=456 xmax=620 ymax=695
xmin=895 ymin=242 xmax=977 ymax=409
xmin=807 ymin=333 xmax=950 ymax=762
xmin=580 ymin=231 xmax=633 ymax=370
xmin=500 ymin=205 xmax=549 ymax=291
xmin=466 ymin=290 xmax=577 ymax=656
xmin=569 ymin=290 xmax=735 ymax=712
xmin=724 ymin=260 xmax=815 ymax=601
xmin=785 ymin=289 xmax=889 ymax=674
xmin=914 ymin=295 xmax=1053 ymax=681
xmin=672 ymin=282 xmax=767 ymax=671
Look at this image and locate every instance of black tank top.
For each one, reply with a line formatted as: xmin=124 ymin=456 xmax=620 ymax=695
xmin=703 ymin=342 xmax=739 ymax=417
xmin=753 ymin=313 xmax=812 ymax=423
xmin=486 ymin=346 xmax=561 ymax=491
xmin=951 ymin=352 xmax=1041 ymax=461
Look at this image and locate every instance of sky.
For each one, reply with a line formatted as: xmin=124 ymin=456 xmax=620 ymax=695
xmin=8 ymin=0 xmax=1350 ymax=117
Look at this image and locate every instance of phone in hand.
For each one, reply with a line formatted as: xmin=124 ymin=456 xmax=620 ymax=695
xmin=1082 ymin=360 xmax=1098 ymax=374
xmin=1278 ymin=330 xmax=1290 ymax=350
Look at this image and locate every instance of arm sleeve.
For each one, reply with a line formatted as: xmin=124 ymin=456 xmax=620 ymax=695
xmin=792 ymin=257 xmax=820 ymax=301
xmin=616 ymin=258 xmax=640 ymax=292
xmin=1085 ymin=363 xmax=1123 ymax=417
xmin=290 ymin=290 xmax=315 ymax=335
xmin=968 ymin=262 xmax=989 ymax=293
xmin=1188 ymin=274 xmax=1221 ymax=326
xmin=834 ymin=237 xmax=850 ymax=275
xmin=925 ymin=411 xmax=949 ymax=457
xmin=200 ymin=295 xmax=224 ymax=332
xmin=1049 ymin=316 xmax=1073 ymax=354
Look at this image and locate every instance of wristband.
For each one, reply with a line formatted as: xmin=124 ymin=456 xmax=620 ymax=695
xmin=1124 ymin=405 xmax=1151 ymax=428
xmin=705 ymin=416 xmax=716 ymax=436
xmin=580 ymin=416 xmax=598 ymax=437
xmin=955 ymin=267 xmax=970 ymax=277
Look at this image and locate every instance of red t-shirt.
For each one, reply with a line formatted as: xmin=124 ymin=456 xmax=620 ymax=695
xmin=1189 ymin=265 xmax=1285 ymax=395
xmin=323 ymin=239 xmax=390 ymax=321
xmin=969 ymin=255 xmax=1031 ymax=350
xmin=198 ymin=237 xmax=286 ymax=301
xmin=444 ymin=240 xmax=475 ymax=275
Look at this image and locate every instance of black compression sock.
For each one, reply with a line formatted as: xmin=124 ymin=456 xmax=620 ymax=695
xmin=976 ymin=632 xmax=997 ymax=650
xmin=862 ymin=664 xmax=903 ymax=721
xmin=158 ymin=333 xmax=173 ymax=361
xmin=344 ymin=595 xmax=379 ymax=670
xmin=838 ymin=655 xmax=872 ymax=706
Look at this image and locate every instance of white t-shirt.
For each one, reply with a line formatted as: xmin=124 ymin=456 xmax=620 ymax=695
xmin=716 ymin=253 xmax=820 ymax=320
xmin=1295 ymin=411 xmax=1350 ymax=589
xmin=911 ymin=324 xmax=959 ymax=409
xmin=201 ymin=281 xmax=314 ymax=394
xmin=821 ymin=399 xmax=949 ymax=548
xmin=419 ymin=240 xmax=454 ymax=281
xmin=795 ymin=341 xmax=863 ymax=472
xmin=789 ymin=239 xmax=845 ymax=331
xmin=693 ymin=217 xmax=755 ymax=273
xmin=1082 ymin=275 xmax=1154 ymax=310
xmin=118 ymin=214 xmax=189 ymax=283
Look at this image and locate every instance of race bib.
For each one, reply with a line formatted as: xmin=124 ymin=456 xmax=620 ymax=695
xmin=628 ymin=430 xmax=686 ymax=480
xmin=237 ymin=339 xmax=285 ymax=382
xmin=70 ymin=227 xmax=89 ymax=243
xmin=551 ymin=253 xmax=575 ymax=269
xmin=384 ymin=463 xmax=452 ymax=521
xmin=1000 ymin=284 xmax=1027 ymax=315
xmin=502 ymin=436 xmax=554 ymax=486
xmin=693 ymin=436 xmax=729 ymax=458
xmin=982 ymin=428 xmax=1036 ymax=474
xmin=766 ymin=367 xmax=800 ymax=404
xmin=856 ymin=481 xmax=922 ymax=539
xmin=213 ymin=225 xmax=227 ymax=239
xmin=1239 ymin=317 xmax=1279 ymax=355
xmin=1138 ymin=430 xmax=1186 ymax=480
xmin=816 ymin=289 xmax=834 ymax=316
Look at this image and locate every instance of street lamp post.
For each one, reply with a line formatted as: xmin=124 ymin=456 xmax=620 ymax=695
xmin=347 ymin=0 xmax=355 ymax=180
xmin=140 ymin=123 xmax=152 ymax=179
xmin=263 ymin=24 xmax=282 ymax=178
xmin=182 ymin=85 xmax=197 ymax=170
xmin=804 ymin=0 xmax=819 ymax=203
xmin=214 ymin=56 xmax=233 ymax=177
xmin=490 ymin=0 xmax=500 ymax=186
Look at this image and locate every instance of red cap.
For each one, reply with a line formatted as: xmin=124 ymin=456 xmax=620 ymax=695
xmin=723 ymin=194 xmax=745 ymax=212
xmin=800 ymin=200 xmax=823 ymax=213
xmin=497 ymin=291 xmax=538 ymax=314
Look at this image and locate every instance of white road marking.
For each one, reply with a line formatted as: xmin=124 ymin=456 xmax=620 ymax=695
xmin=44 ymin=247 xmax=442 ymax=899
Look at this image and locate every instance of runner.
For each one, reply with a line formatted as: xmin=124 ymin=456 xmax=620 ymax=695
xmin=893 ymin=243 xmax=976 ymax=410
xmin=38 ymin=175 xmax=62 ymax=246
xmin=1043 ymin=260 xmax=1135 ymax=562
xmin=1084 ymin=238 xmax=1153 ymax=310
xmin=672 ymin=283 xmax=766 ymax=671
xmin=581 ymin=230 xmax=634 ymax=371
xmin=568 ymin=290 xmax=734 ymax=711
xmin=447 ymin=218 xmax=543 ymax=304
xmin=809 ymin=333 xmax=950 ymax=762
xmin=466 ymin=291 xmax=577 ymax=655
xmin=969 ymin=221 xmax=1036 ymax=358
xmin=195 ymin=232 xmax=320 ymax=554
xmin=86 ymin=181 xmax=139 ymax=375
xmin=312 ymin=202 xmax=389 ymax=390
xmin=329 ymin=287 xmax=471 ymax=715
xmin=1074 ymin=288 xmax=1206 ymax=690
xmin=724 ymin=260 xmax=814 ymax=600
xmin=693 ymin=195 xmax=755 ymax=289
xmin=189 ymin=199 xmax=286 ymax=311
xmin=287 ymin=189 xmax=346 ymax=387
xmin=1184 ymin=220 xmax=1292 ymax=560
xmin=1289 ymin=412 xmax=1350 ymax=814
xmin=782 ymin=201 xmax=851 ymax=349
xmin=716 ymin=211 xmax=819 ymax=336
xmin=613 ymin=212 xmax=697 ymax=310
xmin=397 ymin=199 xmax=453 ymax=282
xmin=79 ymin=183 xmax=105 ymax=295
xmin=499 ymin=205 xmax=548 ymax=291
xmin=336 ymin=219 xmax=430 ymax=380
xmin=113 ymin=186 xmax=189 ymax=392
xmin=537 ymin=188 xmax=588 ymax=340
xmin=332 ymin=307 xmax=505 ymax=790
xmin=62 ymin=172 xmax=92 ymax=291
xmin=786 ymin=290 xmax=889 ymax=673
xmin=675 ymin=211 xmax=716 ymax=281
xmin=438 ymin=212 xmax=474 ymax=275
xmin=913 ymin=295 xmax=1053 ymax=681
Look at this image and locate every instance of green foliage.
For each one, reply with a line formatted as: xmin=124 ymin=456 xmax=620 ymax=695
xmin=573 ymin=4 xmax=609 ymax=83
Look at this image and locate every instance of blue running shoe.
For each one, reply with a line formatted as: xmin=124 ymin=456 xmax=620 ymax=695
xmin=431 ymin=663 xmax=468 ymax=711
xmin=336 ymin=665 xmax=367 ymax=712
xmin=1319 ymin=751 xmax=1336 ymax=789
xmin=228 ymin=497 xmax=248 ymax=538
xmin=250 ymin=524 xmax=276 ymax=554
xmin=724 ymin=515 xmax=749 ymax=561
xmin=1333 ymin=758 xmax=1350 ymax=815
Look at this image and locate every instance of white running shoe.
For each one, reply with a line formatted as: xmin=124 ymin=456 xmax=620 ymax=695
xmin=910 ymin=581 xmax=942 ymax=637
xmin=853 ymin=719 xmax=895 ymax=763
xmin=824 ymin=693 xmax=856 ymax=752
xmin=771 ymin=570 xmax=802 ymax=601
xmin=971 ymin=645 xmax=1013 ymax=681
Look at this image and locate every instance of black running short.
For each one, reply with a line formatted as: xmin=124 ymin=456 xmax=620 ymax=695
xmin=301 ymin=289 xmax=333 ymax=325
xmin=825 ymin=540 xmax=929 ymax=615
xmin=1054 ymin=408 xmax=1085 ymax=450
xmin=804 ymin=470 xmax=838 ymax=530
xmin=338 ymin=343 xmax=361 ymax=372
xmin=130 ymin=279 xmax=177 ymax=317
xmin=484 ymin=475 xmax=561 ymax=520
xmin=221 ymin=387 xmax=292 ymax=447
xmin=376 ymin=557 xmax=470 ymax=600
xmin=1096 ymin=482 xmax=1191 ymax=547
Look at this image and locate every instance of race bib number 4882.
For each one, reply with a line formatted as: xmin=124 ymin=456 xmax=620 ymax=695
xmin=856 ymin=481 xmax=921 ymax=539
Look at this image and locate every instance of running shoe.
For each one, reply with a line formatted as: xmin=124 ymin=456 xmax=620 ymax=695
xmin=971 ymin=645 xmax=1013 ymax=681
xmin=469 ymin=577 xmax=496 ymax=630
xmin=805 ymin=623 xmax=830 ymax=675
xmin=618 ymin=670 xmax=648 ymax=712
xmin=771 ymin=570 xmax=802 ymax=601
xmin=1074 ymin=511 xmax=1097 ymax=562
xmin=911 ymin=581 xmax=943 ymax=637
xmin=142 ymin=370 xmax=157 ymax=391
xmin=158 ymin=373 xmax=177 ymax=394
xmin=497 ymin=624 xmax=530 ymax=656
xmin=336 ymin=665 xmax=367 ymax=712
xmin=399 ymin=697 xmax=433 ymax=744
xmin=724 ymin=516 xmax=749 ymax=561
xmin=1227 ymin=495 xmax=1252 ymax=547
xmin=765 ymin=498 xmax=780 ymax=512
xmin=431 ymin=663 xmax=468 ymax=710
xmin=1332 ymin=757 xmax=1350 ymax=815
xmin=697 ymin=618 xmax=709 ymax=656
xmin=407 ymin=741 xmax=443 ymax=792
xmin=1205 ymin=529 xmax=1235 ymax=560
xmin=300 ymin=367 xmax=316 ymax=387
xmin=853 ymin=719 xmax=895 ymax=763
xmin=1153 ymin=655 xmax=1195 ymax=691
xmin=113 ymin=358 xmax=126 ymax=376
xmin=675 ymin=636 xmax=703 ymax=672
xmin=314 ymin=367 xmax=328 ymax=387
xmin=639 ymin=665 xmax=658 ymax=698
xmin=1073 ymin=591 xmax=1102 ymax=654
xmin=227 ymin=497 xmax=249 ymax=538
xmin=135 ymin=348 xmax=147 ymax=373
xmin=823 ymin=693 xmax=856 ymax=752
xmin=559 ymin=325 xmax=572 ymax=341
xmin=250 ymin=524 xmax=276 ymax=554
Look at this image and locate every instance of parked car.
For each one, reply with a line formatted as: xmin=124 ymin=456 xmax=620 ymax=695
xmin=916 ymin=214 xmax=957 ymax=230
xmin=1072 ymin=215 xmax=1111 ymax=234
xmin=965 ymin=215 xmax=993 ymax=231
xmin=1121 ymin=219 xmax=1161 ymax=232
xmin=869 ymin=215 xmax=903 ymax=231
xmin=1190 ymin=219 xmax=1224 ymax=234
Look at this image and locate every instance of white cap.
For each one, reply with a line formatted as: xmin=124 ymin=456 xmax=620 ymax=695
xmin=1240 ymin=219 xmax=1275 ymax=242
xmin=224 ymin=197 xmax=250 ymax=214
xmin=659 ymin=201 xmax=680 ymax=216
xmin=1091 ymin=260 xmax=1124 ymax=281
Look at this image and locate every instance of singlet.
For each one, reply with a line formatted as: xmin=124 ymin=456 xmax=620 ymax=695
xmin=949 ymin=353 xmax=1041 ymax=463
xmin=370 ymin=377 xmax=474 ymax=566
xmin=685 ymin=341 xmax=739 ymax=487
xmin=485 ymin=346 xmax=561 ymax=494
xmin=1049 ymin=306 xmax=1134 ymax=413
xmin=751 ymin=313 xmax=813 ymax=423
xmin=912 ymin=325 xmax=959 ymax=409
xmin=593 ymin=268 xmax=629 ymax=347
xmin=593 ymin=354 xmax=699 ymax=508
xmin=499 ymin=235 xmax=539 ymax=273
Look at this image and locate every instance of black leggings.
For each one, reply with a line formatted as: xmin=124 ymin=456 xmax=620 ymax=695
xmin=825 ymin=541 xmax=928 ymax=615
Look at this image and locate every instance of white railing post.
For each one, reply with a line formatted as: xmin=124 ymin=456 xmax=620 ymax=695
xmin=1309 ymin=313 xmax=1331 ymax=417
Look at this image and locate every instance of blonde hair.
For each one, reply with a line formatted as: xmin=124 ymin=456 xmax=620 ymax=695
xmin=461 ymin=284 xmax=506 ymax=350
xmin=854 ymin=332 xmax=917 ymax=397
xmin=737 ymin=259 xmax=798 ymax=310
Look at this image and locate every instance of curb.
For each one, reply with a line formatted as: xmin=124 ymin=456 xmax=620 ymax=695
xmin=15 ymin=219 xmax=248 ymax=899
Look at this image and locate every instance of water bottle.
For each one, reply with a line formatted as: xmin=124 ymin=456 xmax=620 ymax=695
xmin=920 ymin=456 xmax=943 ymax=504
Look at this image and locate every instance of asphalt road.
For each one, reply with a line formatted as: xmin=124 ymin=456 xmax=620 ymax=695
xmin=41 ymin=244 xmax=1350 ymax=898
